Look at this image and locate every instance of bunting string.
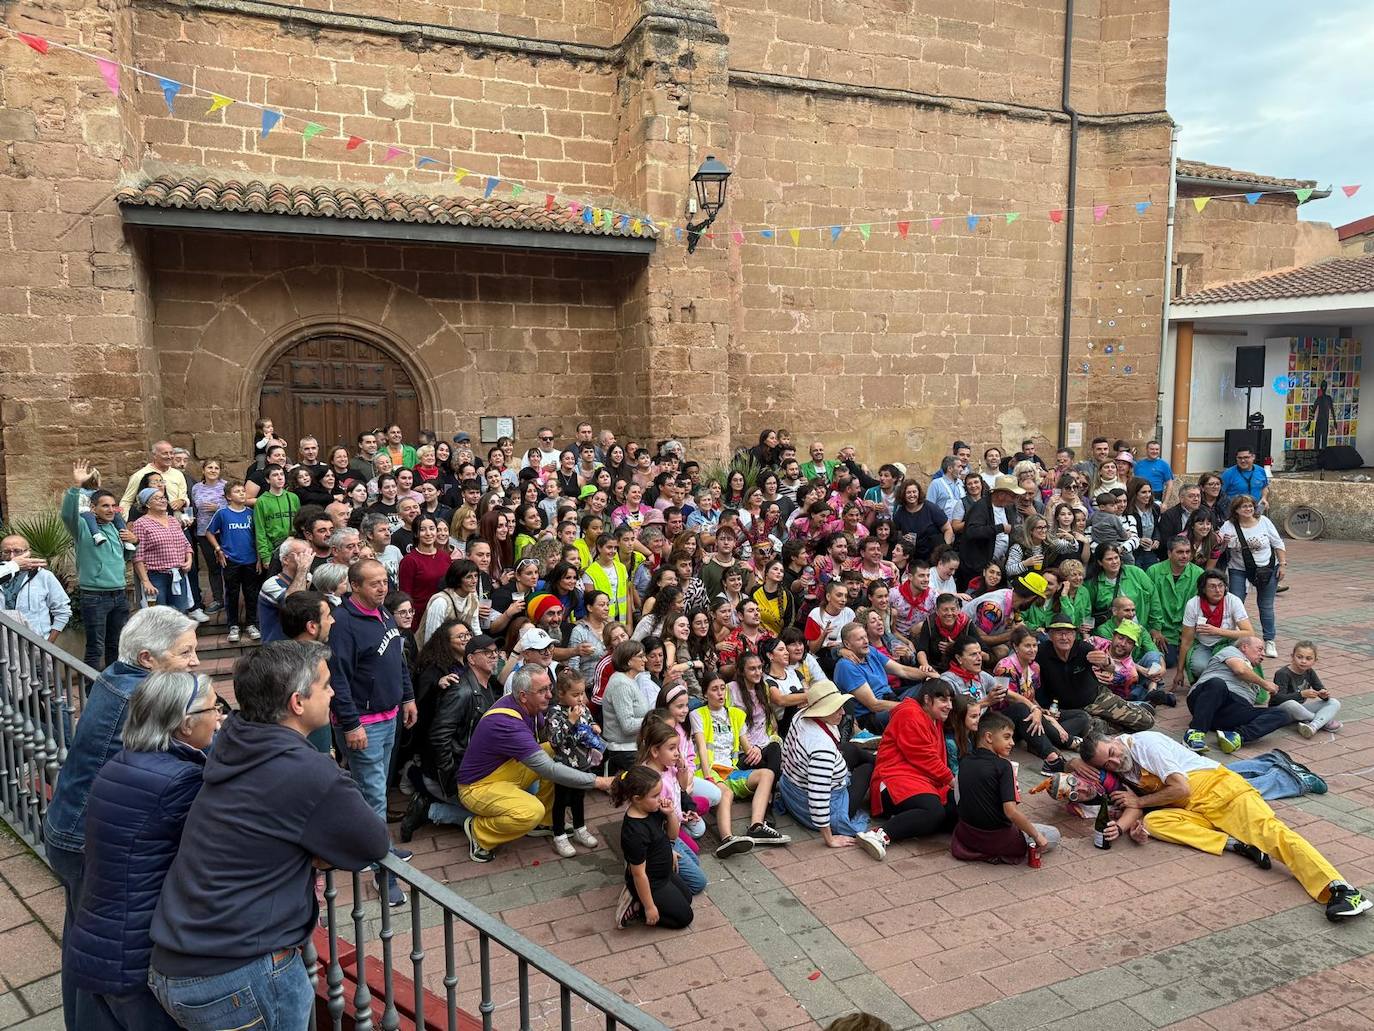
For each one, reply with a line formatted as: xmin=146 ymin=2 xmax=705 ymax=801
xmin=3 ymin=25 xmax=1362 ymax=250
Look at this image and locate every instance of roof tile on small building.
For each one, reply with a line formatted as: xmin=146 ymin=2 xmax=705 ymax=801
xmin=1176 ymin=159 xmax=1317 ymax=191
xmin=1176 ymin=254 xmax=1374 ymax=305
xmin=115 ymin=175 xmax=657 ymax=238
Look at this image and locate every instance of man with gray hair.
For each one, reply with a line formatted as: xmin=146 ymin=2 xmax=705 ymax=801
xmin=119 ymin=440 xmax=189 ymax=515
xmin=148 ymin=641 xmax=389 ymax=1030
xmin=926 ymin=455 xmax=966 ymax=522
xmin=456 ymin=664 xmax=614 ymax=863
xmin=361 ymin=513 xmax=402 ymax=584
xmin=1184 ymin=635 xmax=1296 ymax=753
xmin=328 ymin=526 xmax=362 ymax=567
xmin=257 ymin=538 xmax=314 ymax=643
xmin=44 ymin=606 xmax=199 ymax=1030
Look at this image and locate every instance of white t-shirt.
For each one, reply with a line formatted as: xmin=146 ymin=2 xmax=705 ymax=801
xmin=1181 ymin=594 xmax=1249 ymax=648
xmin=1122 ymin=731 xmax=1217 ymax=781
xmin=1219 ymin=517 xmax=1284 ymax=567
xmin=805 ymin=606 xmax=855 ymax=649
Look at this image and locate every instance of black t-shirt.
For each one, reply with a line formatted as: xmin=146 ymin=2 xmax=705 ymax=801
xmin=620 ymin=810 xmax=673 ymax=888
xmin=892 ymin=504 xmax=948 ymax=560
xmin=956 ymin=747 xmax=1015 ymax=830
xmin=367 ymin=500 xmax=401 ymax=533
xmin=294 ymin=462 xmax=329 ymax=485
xmin=248 ymin=463 xmax=286 ymax=492
xmin=1035 ymin=638 xmax=1100 ymax=710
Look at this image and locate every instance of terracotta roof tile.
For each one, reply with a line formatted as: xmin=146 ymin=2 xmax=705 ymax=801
xmin=1176 ymin=254 xmax=1374 ymax=305
xmin=1176 ymin=159 xmax=1317 ymax=191
xmin=115 ymin=175 xmax=657 ymax=239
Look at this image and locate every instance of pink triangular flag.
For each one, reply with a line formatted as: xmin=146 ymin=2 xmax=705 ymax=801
xmin=97 ymin=59 xmax=120 ymax=96
xmin=732 ymin=227 xmax=745 ymax=244
xmin=382 ymin=146 xmax=405 ymax=163
xmin=1049 ymin=209 xmax=1063 ymax=223
xmin=930 ymin=217 xmax=943 ymax=231
xmin=1093 ymin=203 xmax=1108 ymax=223
xmin=1343 ymin=185 xmax=1361 ymax=198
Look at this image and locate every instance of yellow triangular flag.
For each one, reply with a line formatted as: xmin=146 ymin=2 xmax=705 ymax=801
xmin=1193 ymin=196 xmax=1211 ymax=213
xmin=788 ymin=228 xmax=800 ymax=246
xmin=631 ymin=218 xmax=642 ymax=234
xmin=206 ymin=94 xmax=233 ymax=115
xmin=453 ymin=168 xmax=469 ymax=184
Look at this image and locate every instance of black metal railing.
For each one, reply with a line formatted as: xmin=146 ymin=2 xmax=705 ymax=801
xmin=0 ymin=610 xmax=668 ymax=1031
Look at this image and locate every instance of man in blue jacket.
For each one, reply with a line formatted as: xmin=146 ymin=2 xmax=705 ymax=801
xmin=43 ymin=606 xmax=199 ymax=1031
xmin=148 ymin=641 xmax=390 ymax=1030
xmin=328 ymin=558 xmax=417 ymax=906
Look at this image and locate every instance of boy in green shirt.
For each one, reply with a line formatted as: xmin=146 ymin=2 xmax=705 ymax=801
xmin=252 ymin=465 xmax=299 ymax=566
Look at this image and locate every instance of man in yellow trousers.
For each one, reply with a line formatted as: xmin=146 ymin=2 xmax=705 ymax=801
xmin=1080 ymin=731 xmax=1370 ymax=921
xmin=457 ymin=664 xmax=614 ymax=863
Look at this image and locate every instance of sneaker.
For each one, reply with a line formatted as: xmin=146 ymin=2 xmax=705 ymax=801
xmin=204 ymin=602 xmax=223 ymax=615
xmin=526 ymin=825 xmax=554 ymax=838
xmin=1327 ymin=720 xmax=1343 ymax=732
xmin=1275 ymin=583 xmax=1290 ymax=594
xmin=1264 ymin=640 xmax=1278 ymax=658
xmin=1217 ymin=730 xmax=1243 ymax=754
xmin=1298 ymin=720 xmax=1318 ymax=739
xmin=856 ymin=828 xmax=889 ymax=861
xmin=464 ymin=817 xmax=494 ymax=863
xmin=614 ymin=886 xmax=642 ymax=929
xmin=246 ymin=625 xmax=261 ymax=641
xmin=227 ymin=625 xmax=241 ymax=643
xmin=552 ymin=834 xmax=577 ymax=858
xmin=1146 ymin=688 xmax=1177 ymax=707
xmin=187 ymin=608 xmax=210 ymax=623
xmin=399 ymin=794 xmax=430 ymax=843
xmin=1040 ymin=754 xmax=1066 ymax=775
xmin=1184 ymin=729 xmax=1208 ymax=752
xmin=1325 ymin=884 xmax=1372 ymax=921
xmin=375 ymin=871 xmax=406 ymax=908
xmin=714 ymin=834 xmax=755 ymax=859
xmin=851 ymin=730 xmax=880 ymax=745
xmin=1226 ymin=840 xmax=1272 ymax=869
xmin=570 ymin=826 xmax=599 ymax=849
xmin=389 ymin=843 xmax=413 ymax=862
xmin=746 ymin=822 xmax=791 ymax=847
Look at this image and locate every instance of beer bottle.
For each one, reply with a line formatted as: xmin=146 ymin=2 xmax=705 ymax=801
xmin=1093 ymin=801 xmax=1112 ymax=850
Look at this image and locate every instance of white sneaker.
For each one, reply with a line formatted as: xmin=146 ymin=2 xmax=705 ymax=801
xmin=246 ymin=625 xmax=261 ymax=640
xmin=570 ymin=826 xmax=599 ymax=848
xmin=1298 ymin=720 xmax=1318 ymax=739
xmin=552 ymin=834 xmax=577 ymax=858
xmin=856 ymin=828 xmax=890 ymax=861
xmin=187 ymin=608 xmax=210 ymax=623
xmin=1264 ymin=640 xmax=1278 ymax=658
xmin=227 ymin=626 xmax=241 ymax=643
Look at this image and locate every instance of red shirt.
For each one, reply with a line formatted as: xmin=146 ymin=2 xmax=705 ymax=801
xmin=871 ymin=699 xmax=952 ymax=814
xmin=398 ymin=548 xmax=452 ymax=618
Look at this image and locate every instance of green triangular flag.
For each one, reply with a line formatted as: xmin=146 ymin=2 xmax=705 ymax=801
xmin=1005 ymin=212 xmax=1021 ymax=224
xmin=858 ymin=224 xmax=871 ymax=240
xmin=511 ymin=183 xmax=525 ymax=198
xmin=302 ymin=122 xmax=325 ymax=143
xmin=1294 ymin=187 xmax=1313 ymax=204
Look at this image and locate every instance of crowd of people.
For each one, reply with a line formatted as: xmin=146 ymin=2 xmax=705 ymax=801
xmin=3 ymin=419 xmax=1368 ymax=1031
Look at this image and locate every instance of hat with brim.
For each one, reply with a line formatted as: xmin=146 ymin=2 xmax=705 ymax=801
xmin=799 ymin=679 xmax=852 ymax=720
xmin=516 ymin=626 xmax=556 ymax=652
xmin=991 ymin=475 xmax=1026 ymax=496
xmin=1115 ymin=451 xmax=1135 ymax=465
xmin=1113 ymin=618 xmax=1143 ymax=645
xmin=1018 ymin=571 xmax=1049 ymax=599
xmin=579 ymin=484 xmax=597 ymax=500
xmin=1046 ymin=620 xmax=1079 ymax=632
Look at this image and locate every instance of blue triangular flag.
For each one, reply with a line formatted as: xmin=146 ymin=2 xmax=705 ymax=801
xmin=829 ymin=225 xmax=842 ymax=242
xmin=484 ymin=177 xmax=499 ymax=198
xmin=260 ymin=109 xmax=282 ymax=138
xmin=583 ymin=207 xmax=594 ymax=224
xmin=674 ymin=227 xmax=683 ymax=240
xmin=1245 ymin=192 xmax=1262 ymax=205
xmin=966 ymin=214 xmax=980 ymax=232
xmin=760 ymin=229 xmax=774 ymax=239
xmin=158 ymin=77 xmax=182 ymax=112
xmin=1135 ymin=200 xmax=1152 ymax=214
xmin=416 ymin=156 xmax=440 ymax=168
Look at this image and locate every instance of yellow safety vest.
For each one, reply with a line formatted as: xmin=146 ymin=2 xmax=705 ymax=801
xmin=584 ymin=558 xmax=629 ymax=622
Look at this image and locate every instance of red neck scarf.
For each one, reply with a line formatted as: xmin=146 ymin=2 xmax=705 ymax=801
xmin=934 ymin=613 xmax=969 ymax=641
xmin=946 ymin=662 xmax=980 ymax=686
xmin=1199 ymin=596 xmax=1225 ymax=628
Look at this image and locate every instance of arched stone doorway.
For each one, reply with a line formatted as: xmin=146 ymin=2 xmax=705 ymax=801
xmin=258 ymin=332 xmax=422 ymax=452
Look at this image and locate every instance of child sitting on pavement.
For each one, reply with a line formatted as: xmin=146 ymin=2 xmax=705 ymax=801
xmin=950 ymin=710 xmax=1061 ymax=864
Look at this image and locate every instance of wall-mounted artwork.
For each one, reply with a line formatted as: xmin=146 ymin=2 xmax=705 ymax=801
xmin=1284 ymin=337 xmax=1360 ymax=452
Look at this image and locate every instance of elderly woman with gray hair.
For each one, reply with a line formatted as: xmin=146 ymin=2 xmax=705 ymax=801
xmin=64 ymin=671 xmax=223 ymax=1030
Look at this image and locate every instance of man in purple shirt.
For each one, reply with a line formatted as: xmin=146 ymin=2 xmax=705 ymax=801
xmin=456 ymin=665 xmax=614 ymax=863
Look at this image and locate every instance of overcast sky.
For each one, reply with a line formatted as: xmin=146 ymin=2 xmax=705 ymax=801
xmin=1167 ymin=1 xmax=1374 ymax=225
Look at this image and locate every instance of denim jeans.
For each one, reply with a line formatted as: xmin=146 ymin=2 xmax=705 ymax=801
xmin=344 ymin=714 xmax=398 ymax=823
xmin=49 ymin=842 xmax=85 ymax=1031
xmin=143 ymin=570 xmax=193 ymax=612
xmin=1228 ymin=567 xmax=1278 ymax=642
xmin=79 ymin=589 xmax=128 ymax=669
xmin=672 ymin=838 xmax=708 ymax=894
xmin=149 ymin=949 xmax=313 ymax=1031
xmin=76 ymin=986 xmax=180 ymax=1031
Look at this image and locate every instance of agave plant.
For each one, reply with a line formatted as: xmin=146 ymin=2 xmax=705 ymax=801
xmin=698 ymin=452 xmax=765 ymax=496
xmin=0 ymin=510 xmax=75 ymax=583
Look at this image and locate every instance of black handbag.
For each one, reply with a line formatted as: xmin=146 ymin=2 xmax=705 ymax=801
xmin=1236 ymin=522 xmax=1276 ymax=588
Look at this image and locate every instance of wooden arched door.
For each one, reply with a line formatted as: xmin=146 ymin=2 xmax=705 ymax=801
xmin=259 ymin=334 xmax=421 ymax=453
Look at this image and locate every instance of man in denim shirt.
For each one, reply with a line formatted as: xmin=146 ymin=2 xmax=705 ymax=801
xmin=43 ymin=607 xmax=199 ymax=1030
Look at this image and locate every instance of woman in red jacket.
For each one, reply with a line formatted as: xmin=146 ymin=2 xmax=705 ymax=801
xmin=870 ymin=680 xmax=957 ymax=841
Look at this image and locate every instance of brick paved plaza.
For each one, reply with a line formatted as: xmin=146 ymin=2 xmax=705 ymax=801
xmin=4 ymin=538 xmax=1374 ymax=1030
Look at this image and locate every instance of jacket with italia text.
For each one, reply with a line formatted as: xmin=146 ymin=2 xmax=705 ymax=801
xmin=328 ymin=596 xmax=414 ymax=731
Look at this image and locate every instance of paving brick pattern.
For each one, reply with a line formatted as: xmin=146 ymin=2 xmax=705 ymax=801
xmin=4 ymin=538 xmax=1373 ymax=1030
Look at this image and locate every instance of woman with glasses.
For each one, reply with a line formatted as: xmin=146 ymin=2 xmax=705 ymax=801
xmin=65 ymin=671 xmax=222 ymax=1030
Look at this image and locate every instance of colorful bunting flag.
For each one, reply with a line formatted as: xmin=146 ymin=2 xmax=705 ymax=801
xmin=1193 ymin=197 xmax=1211 ymax=213
xmin=157 ymin=77 xmax=182 ymax=112
xmin=511 ymin=183 xmax=524 ymax=198
xmin=732 ymin=227 xmax=745 ymax=244
xmin=1049 ymin=209 xmax=1064 ymax=223
xmin=96 ymin=59 xmax=120 ymax=95
xmin=1295 ymin=188 xmax=1313 ymax=203
xmin=416 ymin=156 xmax=440 ymax=168
xmin=583 ymin=207 xmax=594 ymax=224
xmin=568 ymin=201 xmax=582 ymax=214
xmin=1245 ymin=192 xmax=1261 ymax=205
xmin=1093 ymin=203 xmax=1108 ymax=223
xmin=632 ymin=219 xmax=642 ymax=234
xmin=545 ymin=194 xmax=555 ymax=212
xmin=382 ymin=146 xmax=405 ymax=163
xmin=830 ymin=226 xmax=842 ymax=242
xmin=931 ymin=217 xmax=943 ymax=231
xmin=1135 ymin=200 xmax=1152 ymax=214
xmin=1343 ymin=185 xmax=1361 ymax=198
xmin=789 ymin=228 xmax=800 ymax=245
xmin=484 ymin=177 xmax=499 ymax=198
xmin=966 ymin=215 xmax=979 ymax=232
xmin=761 ymin=229 xmax=774 ymax=239
xmin=260 ymin=109 xmax=282 ymax=138
xmin=17 ymin=33 xmax=48 ymax=54
xmin=453 ymin=168 xmax=469 ymax=183
xmin=897 ymin=221 xmax=909 ymax=238
xmin=346 ymin=135 xmax=363 ymax=150
xmin=1004 ymin=212 xmax=1020 ymax=225
xmin=207 ymin=94 xmax=233 ymax=115
xmin=302 ymin=122 xmax=325 ymax=143
xmin=858 ymin=224 xmax=871 ymax=240
xmin=674 ymin=227 xmax=683 ymax=241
